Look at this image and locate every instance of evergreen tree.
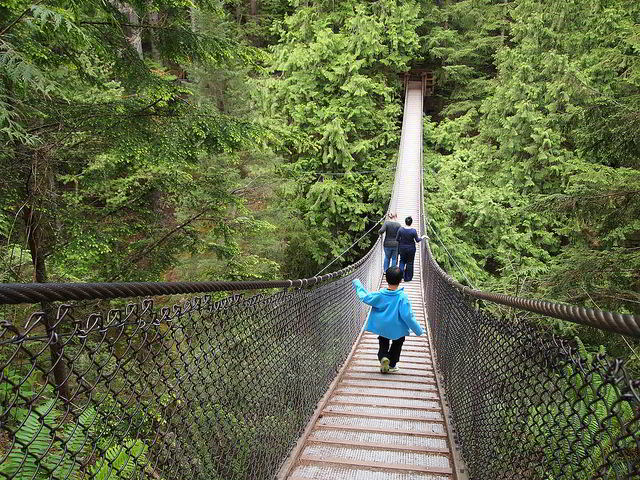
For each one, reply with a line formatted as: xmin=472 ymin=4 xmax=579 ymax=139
xmin=0 ymin=0 xmax=259 ymax=283
xmin=262 ymin=0 xmax=423 ymax=275
xmin=422 ymin=0 xmax=640 ymax=358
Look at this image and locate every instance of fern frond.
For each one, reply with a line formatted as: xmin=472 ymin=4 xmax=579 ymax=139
xmin=66 ymin=406 xmax=97 ymax=455
xmin=89 ymin=438 xmax=148 ymax=480
xmin=0 ymin=399 xmax=58 ymax=478
xmin=46 ymin=406 xmax=98 ymax=480
xmin=0 ymin=41 xmax=53 ymax=95
xmin=29 ymin=5 xmax=83 ymax=36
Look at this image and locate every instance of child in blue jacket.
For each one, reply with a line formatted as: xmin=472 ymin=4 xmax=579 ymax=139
xmin=352 ymin=266 xmax=423 ymax=373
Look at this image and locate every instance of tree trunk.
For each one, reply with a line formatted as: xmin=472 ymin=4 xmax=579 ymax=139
xmin=24 ymin=156 xmax=70 ymax=402
xmin=146 ymin=10 xmax=160 ymax=59
xmin=190 ymin=5 xmax=197 ymax=32
xmin=250 ymin=0 xmax=258 ymax=17
xmin=113 ymin=0 xmax=143 ymax=58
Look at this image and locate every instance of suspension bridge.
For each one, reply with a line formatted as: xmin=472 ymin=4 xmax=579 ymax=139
xmin=0 ymin=79 xmax=638 ymax=480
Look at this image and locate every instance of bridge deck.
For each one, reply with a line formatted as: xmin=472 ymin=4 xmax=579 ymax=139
xmin=279 ymin=84 xmax=459 ymax=479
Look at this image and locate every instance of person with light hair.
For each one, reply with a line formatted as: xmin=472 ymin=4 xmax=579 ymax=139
xmin=378 ymin=212 xmax=401 ymax=273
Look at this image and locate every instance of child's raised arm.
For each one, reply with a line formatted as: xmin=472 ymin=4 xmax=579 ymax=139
xmin=352 ymin=279 xmax=378 ymax=306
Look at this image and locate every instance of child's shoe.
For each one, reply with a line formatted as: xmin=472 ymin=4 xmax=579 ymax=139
xmin=388 ymin=366 xmax=400 ymax=373
xmin=380 ymin=357 xmax=390 ymax=373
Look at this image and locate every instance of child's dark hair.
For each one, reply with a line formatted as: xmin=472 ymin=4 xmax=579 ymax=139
xmin=385 ymin=266 xmax=403 ymax=285
xmin=405 ymin=216 xmax=413 ymax=226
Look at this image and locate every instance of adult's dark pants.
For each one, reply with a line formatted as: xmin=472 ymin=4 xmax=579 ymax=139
xmin=378 ymin=336 xmax=405 ymax=368
xmin=398 ymin=245 xmax=416 ymax=282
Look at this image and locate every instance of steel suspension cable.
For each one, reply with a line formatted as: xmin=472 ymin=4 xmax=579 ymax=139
xmin=424 ymin=218 xmax=475 ymax=288
xmin=314 ymin=215 xmax=386 ymax=276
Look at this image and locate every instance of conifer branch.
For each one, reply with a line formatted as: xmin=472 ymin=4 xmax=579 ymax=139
xmin=0 ymin=1 xmax=43 ymax=37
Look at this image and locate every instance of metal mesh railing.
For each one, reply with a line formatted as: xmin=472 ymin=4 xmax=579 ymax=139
xmin=0 ymin=240 xmax=383 ymax=480
xmin=418 ymin=102 xmax=639 ymax=478
xmin=421 ymin=254 xmax=640 ymax=479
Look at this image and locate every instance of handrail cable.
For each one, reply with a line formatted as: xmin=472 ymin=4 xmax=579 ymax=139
xmin=0 ymin=243 xmax=381 ymax=305
xmin=582 ymin=286 xmax=640 ymax=362
xmin=425 ymin=218 xmax=475 ymax=289
xmin=424 ymin=229 xmax=640 ymax=337
xmin=314 ymin=215 xmax=385 ymax=276
xmin=420 ymin=123 xmax=640 ymax=339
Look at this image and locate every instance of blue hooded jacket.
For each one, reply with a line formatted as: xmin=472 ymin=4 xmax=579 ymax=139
xmin=352 ymin=279 xmax=423 ymax=340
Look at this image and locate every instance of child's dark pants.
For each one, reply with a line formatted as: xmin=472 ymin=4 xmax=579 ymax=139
xmin=378 ymin=336 xmax=405 ymax=367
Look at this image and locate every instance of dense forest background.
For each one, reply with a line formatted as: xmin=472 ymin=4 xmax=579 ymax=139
xmin=1 ymin=0 xmax=638 ymax=362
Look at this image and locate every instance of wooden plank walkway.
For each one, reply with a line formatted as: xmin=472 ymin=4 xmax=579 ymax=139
xmin=279 ymin=83 xmax=461 ymax=480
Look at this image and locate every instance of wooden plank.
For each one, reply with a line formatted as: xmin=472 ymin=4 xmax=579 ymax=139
xmin=314 ymin=424 xmax=448 ymax=438
xmin=338 ymin=381 xmax=437 ymax=392
xmin=306 ymin=437 xmax=451 ymax=454
xmin=332 ymin=389 xmax=440 ymax=401
xmin=298 ymin=456 xmax=453 ymax=476
xmin=350 ymin=363 xmax=434 ymax=372
xmin=342 ymin=374 xmax=437 ymax=385
xmin=327 ymin=399 xmax=442 ymax=413
xmin=320 ymin=409 xmax=445 ymax=423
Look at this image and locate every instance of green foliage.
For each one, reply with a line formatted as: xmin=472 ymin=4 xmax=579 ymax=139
xmin=0 ymin=0 xmax=277 ymax=284
xmin=422 ymin=0 xmax=640 ymax=322
xmin=527 ymin=339 xmax=636 ymax=479
xmin=0 ymin=390 xmax=153 ymax=480
xmin=0 ymin=400 xmax=96 ymax=480
xmin=89 ymin=439 xmax=148 ymax=480
xmin=92 ymin=395 xmax=160 ymax=441
xmin=0 ymin=366 xmax=35 ymax=407
xmin=260 ymin=0 xmax=423 ymax=275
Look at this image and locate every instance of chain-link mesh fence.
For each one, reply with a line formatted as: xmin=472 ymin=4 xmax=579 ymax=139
xmin=422 ymin=243 xmax=640 ymax=479
xmin=416 ymin=77 xmax=639 ymax=479
xmin=0 ymin=240 xmax=383 ymax=480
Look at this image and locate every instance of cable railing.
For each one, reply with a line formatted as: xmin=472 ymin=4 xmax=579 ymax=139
xmin=418 ymin=93 xmax=640 ymax=479
xmin=0 ymin=243 xmax=385 ymax=480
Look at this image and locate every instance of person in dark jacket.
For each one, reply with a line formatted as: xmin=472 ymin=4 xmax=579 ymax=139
xmin=378 ymin=213 xmax=401 ymax=273
xmin=395 ymin=216 xmax=426 ymax=282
